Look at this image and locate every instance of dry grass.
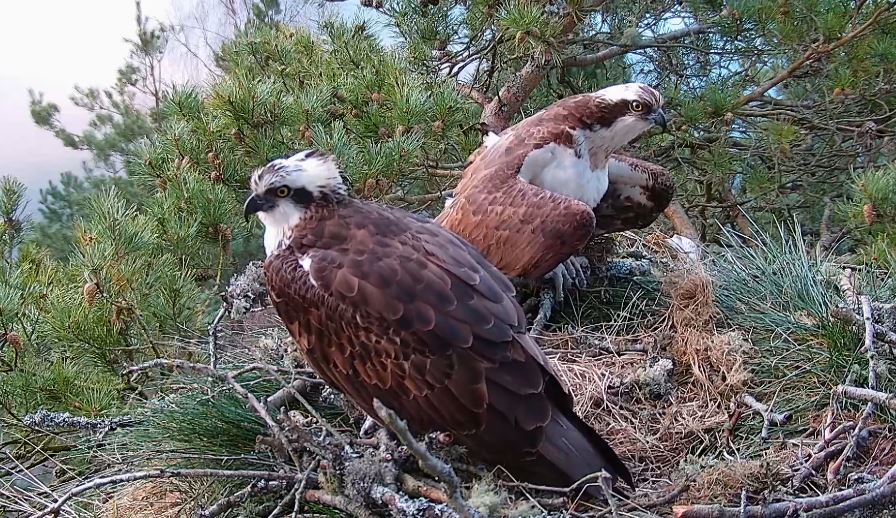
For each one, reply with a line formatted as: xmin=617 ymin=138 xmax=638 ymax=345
xmin=99 ymin=479 xmax=196 ymax=518
xmin=543 ymin=260 xmax=759 ymax=501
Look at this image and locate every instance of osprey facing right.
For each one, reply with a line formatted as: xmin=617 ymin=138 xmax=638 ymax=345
xmin=437 ymin=83 xmax=674 ymax=326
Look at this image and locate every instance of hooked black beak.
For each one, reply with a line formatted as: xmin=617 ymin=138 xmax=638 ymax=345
xmin=649 ymin=109 xmax=667 ymax=131
xmin=243 ymin=194 xmax=274 ymax=222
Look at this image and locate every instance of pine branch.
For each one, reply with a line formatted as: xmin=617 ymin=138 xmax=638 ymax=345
xmin=563 ymin=24 xmax=713 ymax=68
xmin=33 ymin=469 xmax=301 ymax=518
xmin=734 ymin=4 xmax=894 ymax=108
xmin=122 ymin=358 xmax=303 ymax=468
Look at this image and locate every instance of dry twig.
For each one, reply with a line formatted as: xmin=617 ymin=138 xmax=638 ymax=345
xmin=836 ymin=385 xmax=896 ymax=411
xmin=828 ymin=295 xmax=879 ymax=484
xmin=739 ymin=393 xmax=792 ymax=440
xmin=372 ymin=399 xmax=484 ymax=518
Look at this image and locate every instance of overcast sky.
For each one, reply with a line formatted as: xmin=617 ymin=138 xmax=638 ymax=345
xmin=0 ymin=1 xmax=179 ymax=210
xmin=0 ymin=0 xmax=366 ymax=214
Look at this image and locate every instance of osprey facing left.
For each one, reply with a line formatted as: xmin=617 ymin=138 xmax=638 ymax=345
xmin=243 ymin=150 xmax=634 ymax=496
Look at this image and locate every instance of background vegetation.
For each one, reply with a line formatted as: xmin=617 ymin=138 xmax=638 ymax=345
xmin=2 ymin=0 xmax=896 ymax=516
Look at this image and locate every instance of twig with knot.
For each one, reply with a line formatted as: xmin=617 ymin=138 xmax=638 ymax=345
xmin=739 ymin=393 xmax=792 ymax=440
xmin=372 ymin=399 xmax=484 ymax=518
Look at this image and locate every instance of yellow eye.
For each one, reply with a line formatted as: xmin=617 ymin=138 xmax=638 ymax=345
xmin=630 ymin=100 xmax=644 ymax=113
xmin=276 ymin=186 xmax=291 ymax=197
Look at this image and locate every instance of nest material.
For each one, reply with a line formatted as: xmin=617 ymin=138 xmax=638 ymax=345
xmin=541 ymin=263 xmax=756 ymax=501
xmin=99 ymin=480 xmax=195 ymax=518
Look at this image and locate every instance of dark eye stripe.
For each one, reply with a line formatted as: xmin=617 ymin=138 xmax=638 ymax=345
xmin=290 ymin=187 xmax=314 ymax=206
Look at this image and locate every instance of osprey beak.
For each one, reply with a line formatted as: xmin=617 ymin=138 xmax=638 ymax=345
xmin=243 ymin=194 xmax=274 ymax=222
xmin=649 ymin=109 xmax=668 ymax=131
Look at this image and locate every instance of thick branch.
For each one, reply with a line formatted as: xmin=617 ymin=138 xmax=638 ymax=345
xmin=563 ymin=24 xmax=713 ymax=68
xmin=454 ymin=82 xmax=490 ymax=107
xmin=664 ymin=201 xmax=701 ymax=242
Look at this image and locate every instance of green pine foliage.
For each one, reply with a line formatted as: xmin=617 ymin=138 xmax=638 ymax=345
xmin=841 ymin=163 xmax=896 ymax=270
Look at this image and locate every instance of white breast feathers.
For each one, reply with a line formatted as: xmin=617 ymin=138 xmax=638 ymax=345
xmin=517 ymin=141 xmax=609 ymax=208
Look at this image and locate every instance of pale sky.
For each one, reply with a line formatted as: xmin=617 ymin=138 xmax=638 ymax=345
xmin=0 ymin=1 xmax=178 ymax=210
xmin=0 ymin=0 xmax=366 ymax=213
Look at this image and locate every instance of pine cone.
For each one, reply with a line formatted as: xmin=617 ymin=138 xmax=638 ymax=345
xmin=327 ymin=105 xmax=344 ymax=119
xmin=181 ymin=156 xmax=193 ymax=168
xmin=209 ymin=170 xmax=224 ymax=183
xmin=155 ymin=177 xmax=168 ymax=192
xmin=363 ymin=178 xmax=377 ymax=197
xmin=83 ymin=282 xmax=99 ymax=307
xmin=723 ymin=112 xmax=735 ymax=125
xmin=78 ymin=232 xmax=97 ymax=248
xmin=833 ymin=87 xmax=843 ymax=97
xmin=370 ymin=92 xmax=383 ymax=104
xmin=395 ymin=125 xmax=409 ymax=137
xmin=350 ymin=108 xmax=361 ymax=118
xmin=333 ymin=91 xmax=347 ymax=102
xmin=231 ymin=128 xmax=245 ymax=144
xmin=3 ymin=331 xmax=22 ymax=353
xmin=207 ymin=151 xmax=219 ymax=165
xmin=378 ymin=127 xmax=392 ymax=140
xmin=863 ymin=203 xmax=876 ymax=225
xmin=218 ymin=224 xmax=232 ymax=241
xmin=431 ymin=120 xmax=444 ymax=134
xmin=111 ymin=304 xmax=123 ymax=328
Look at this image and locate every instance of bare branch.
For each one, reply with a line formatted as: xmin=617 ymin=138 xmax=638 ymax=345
xmin=454 ymin=82 xmax=490 ymax=107
xmin=836 ymin=386 xmax=896 ymax=411
xmin=828 ymin=295 xmax=879 ymax=483
xmin=739 ymin=393 xmax=792 ymax=440
xmin=672 ymin=476 xmax=896 ymax=518
xmin=563 ymin=24 xmax=713 ymax=68
xmin=373 ymin=399 xmax=484 ymax=518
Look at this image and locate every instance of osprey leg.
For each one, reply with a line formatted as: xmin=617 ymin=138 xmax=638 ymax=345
xmin=530 ymin=255 xmax=591 ymax=332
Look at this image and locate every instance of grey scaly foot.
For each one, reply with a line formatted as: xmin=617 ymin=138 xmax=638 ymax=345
xmin=531 ymin=287 xmax=555 ymax=333
xmin=530 ymin=255 xmax=591 ymax=332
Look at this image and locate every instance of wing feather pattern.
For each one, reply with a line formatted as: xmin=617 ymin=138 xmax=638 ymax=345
xmin=265 ymin=199 xmax=633 ymax=493
xmin=592 ymin=154 xmax=675 ymax=236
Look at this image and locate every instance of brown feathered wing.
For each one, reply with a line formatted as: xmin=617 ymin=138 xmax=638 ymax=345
xmin=265 ymin=199 xmax=633 ymax=492
xmin=435 ymin=97 xmax=604 ymax=279
xmin=592 ymin=154 xmax=675 ymax=236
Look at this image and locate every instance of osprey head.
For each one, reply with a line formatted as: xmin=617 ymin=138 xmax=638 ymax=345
xmin=243 ymin=149 xmax=346 ymax=255
xmin=586 ymin=83 xmax=666 ymax=149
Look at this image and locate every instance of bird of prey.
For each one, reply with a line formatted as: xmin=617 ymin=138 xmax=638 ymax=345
xmin=243 ymin=150 xmax=634 ymax=496
xmin=436 ymin=83 xmax=674 ymax=328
